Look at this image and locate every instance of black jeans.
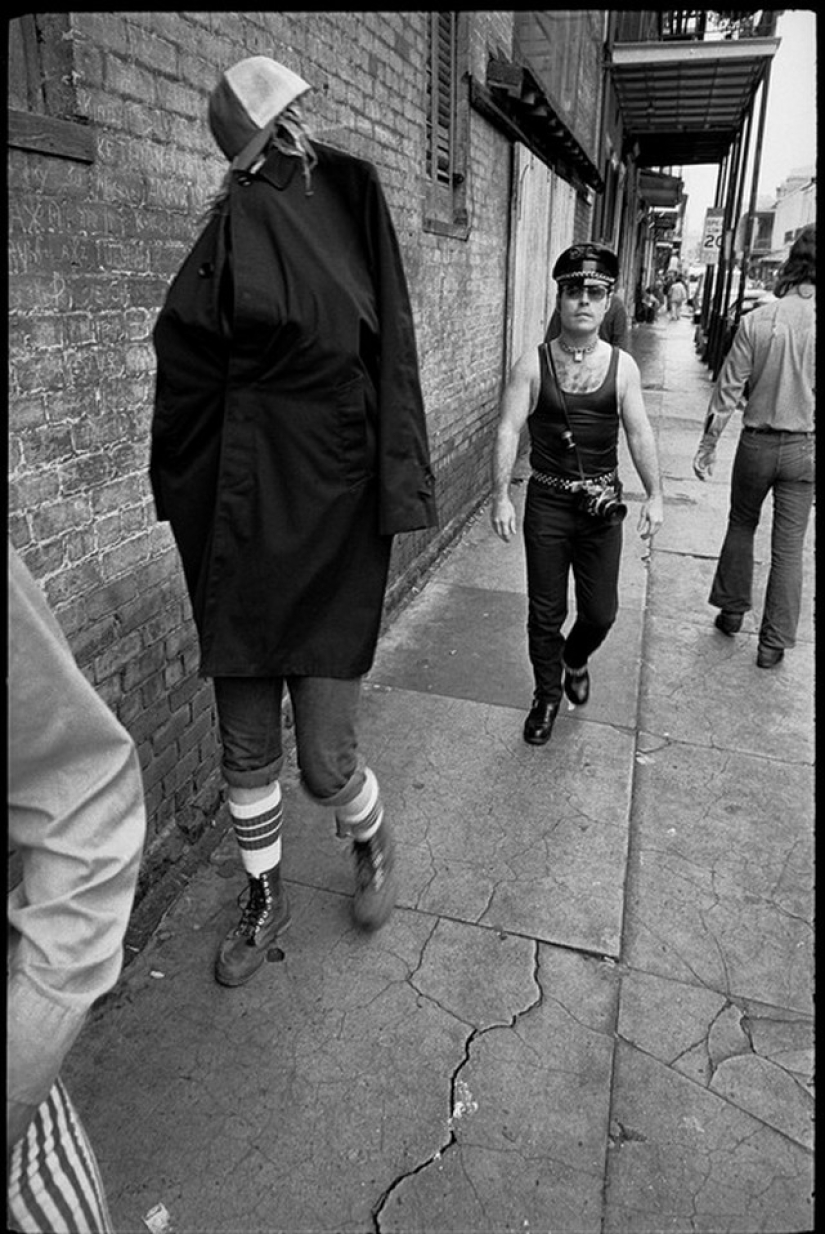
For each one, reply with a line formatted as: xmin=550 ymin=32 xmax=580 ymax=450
xmin=523 ymin=479 xmax=622 ymax=702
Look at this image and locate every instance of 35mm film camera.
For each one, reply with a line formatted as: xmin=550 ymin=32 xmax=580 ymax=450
xmin=574 ymin=479 xmax=627 ymax=525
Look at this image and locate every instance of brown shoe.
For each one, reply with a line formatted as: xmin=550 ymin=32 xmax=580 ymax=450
xmin=215 ymin=867 xmax=291 ymax=987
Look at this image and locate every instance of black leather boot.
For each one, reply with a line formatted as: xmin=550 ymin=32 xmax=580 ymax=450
xmin=523 ymin=695 xmax=559 ymax=745
xmin=215 ymin=866 xmax=291 ymax=987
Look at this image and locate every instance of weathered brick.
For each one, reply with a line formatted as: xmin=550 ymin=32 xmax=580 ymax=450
xmin=59 ymin=453 xmax=115 ymax=494
xmin=121 ymin=641 xmax=166 ymax=691
xmin=85 ymin=576 xmax=140 ymax=622
xmin=151 ymin=705 xmax=192 ymax=753
xmin=31 ymin=495 xmax=94 ymax=541
xmin=139 ymin=739 xmax=179 ymax=792
xmin=164 ymin=746 xmax=200 ymax=799
xmin=98 ymin=534 xmax=151 ymax=581
xmin=92 ymin=626 xmax=143 ymax=681
xmin=177 ymin=709 xmax=215 ymax=759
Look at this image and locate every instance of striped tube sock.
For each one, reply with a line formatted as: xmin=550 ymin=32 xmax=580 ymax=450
xmin=335 ymin=767 xmax=383 ymax=841
xmin=229 ymin=782 xmax=284 ymax=877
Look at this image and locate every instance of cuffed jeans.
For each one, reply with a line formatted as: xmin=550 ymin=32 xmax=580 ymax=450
xmin=709 ymin=428 xmax=814 ymax=649
xmin=523 ymin=479 xmax=622 ymax=703
xmin=212 ymin=675 xmax=365 ymax=806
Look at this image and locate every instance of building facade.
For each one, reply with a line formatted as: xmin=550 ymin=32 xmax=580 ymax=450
xmin=9 ymin=10 xmax=605 ymax=898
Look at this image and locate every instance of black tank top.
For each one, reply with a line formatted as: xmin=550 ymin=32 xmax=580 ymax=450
xmin=528 ymin=343 xmax=620 ymax=479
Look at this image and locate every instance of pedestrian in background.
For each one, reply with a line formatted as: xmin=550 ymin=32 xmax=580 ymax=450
xmin=7 ymin=545 xmax=146 ymax=1233
xmin=667 ymin=275 xmax=688 ymax=321
xmin=636 ymin=286 xmax=660 ymax=324
xmin=150 ymin=57 xmax=437 ymax=988
xmin=693 ymin=224 xmax=815 ymax=668
xmin=490 ymin=243 xmax=663 ymax=745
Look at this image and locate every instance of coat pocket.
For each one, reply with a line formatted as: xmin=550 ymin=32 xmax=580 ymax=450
xmin=336 ymin=374 xmax=374 ymax=486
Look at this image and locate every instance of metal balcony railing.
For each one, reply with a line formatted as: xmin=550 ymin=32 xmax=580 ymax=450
xmin=614 ymin=10 xmax=780 ymax=44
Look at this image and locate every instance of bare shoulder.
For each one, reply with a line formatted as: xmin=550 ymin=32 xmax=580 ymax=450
xmin=512 ymin=347 xmax=541 ymax=382
xmin=616 ymin=348 xmax=642 ymax=395
xmin=510 ymin=346 xmax=541 ymax=399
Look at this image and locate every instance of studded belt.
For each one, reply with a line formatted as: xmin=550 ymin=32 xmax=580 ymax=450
xmin=531 ymin=468 xmax=618 ymax=492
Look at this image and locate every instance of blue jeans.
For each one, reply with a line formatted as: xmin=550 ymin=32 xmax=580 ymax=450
xmin=523 ymin=479 xmax=622 ymax=702
xmin=212 ymin=676 xmax=365 ymax=804
xmin=710 ymin=428 xmax=814 ymax=648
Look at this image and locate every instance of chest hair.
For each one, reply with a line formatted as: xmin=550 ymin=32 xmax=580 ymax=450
xmin=554 ymin=348 xmax=611 ymax=395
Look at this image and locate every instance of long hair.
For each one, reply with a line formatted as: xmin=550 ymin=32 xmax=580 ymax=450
xmin=773 ymin=224 xmax=816 ymax=297
xmin=202 ymin=102 xmax=317 ymax=222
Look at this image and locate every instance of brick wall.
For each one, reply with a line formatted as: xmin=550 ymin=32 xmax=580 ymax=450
xmin=8 ymin=11 xmax=518 ymax=902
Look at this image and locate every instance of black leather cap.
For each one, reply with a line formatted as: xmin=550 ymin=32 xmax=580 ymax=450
xmin=553 ymin=243 xmax=619 ymax=286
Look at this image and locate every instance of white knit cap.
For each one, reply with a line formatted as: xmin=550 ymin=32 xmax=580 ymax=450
xmin=208 ymin=56 xmax=311 ymax=170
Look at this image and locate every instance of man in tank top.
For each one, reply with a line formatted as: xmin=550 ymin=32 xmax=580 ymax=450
xmin=490 ymin=242 xmax=664 ymax=745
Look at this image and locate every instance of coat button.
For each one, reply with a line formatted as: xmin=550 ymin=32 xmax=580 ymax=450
xmin=198 ymin=263 xmax=214 ymax=278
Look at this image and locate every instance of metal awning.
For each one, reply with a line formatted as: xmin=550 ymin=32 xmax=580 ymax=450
xmin=610 ymin=37 xmax=779 ymax=167
xmin=471 ymin=56 xmax=603 ymax=192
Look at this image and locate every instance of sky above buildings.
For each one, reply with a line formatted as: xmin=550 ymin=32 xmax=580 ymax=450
xmin=681 ymin=9 xmax=816 ymax=238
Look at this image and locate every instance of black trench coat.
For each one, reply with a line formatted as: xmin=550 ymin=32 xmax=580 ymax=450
xmin=150 ymin=143 xmax=437 ymax=678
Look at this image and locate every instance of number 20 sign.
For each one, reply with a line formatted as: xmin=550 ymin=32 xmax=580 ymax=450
xmin=702 ymin=209 xmax=724 ymax=266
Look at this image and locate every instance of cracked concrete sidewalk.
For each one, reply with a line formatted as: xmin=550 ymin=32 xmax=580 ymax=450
xmin=62 ymin=314 xmax=814 ymax=1234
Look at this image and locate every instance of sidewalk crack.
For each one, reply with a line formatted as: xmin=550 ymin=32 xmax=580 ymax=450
xmin=375 ymin=940 xmax=543 ymax=1230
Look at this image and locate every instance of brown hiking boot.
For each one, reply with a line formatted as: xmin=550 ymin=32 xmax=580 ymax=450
xmin=351 ymin=816 xmax=397 ymax=931
xmin=215 ymin=867 xmax=291 ymax=987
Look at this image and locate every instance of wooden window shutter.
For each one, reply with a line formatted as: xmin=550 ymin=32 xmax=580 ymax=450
xmin=427 ymin=11 xmax=456 ymax=186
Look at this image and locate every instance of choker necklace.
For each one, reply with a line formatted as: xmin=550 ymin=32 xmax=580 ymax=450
xmin=559 ymin=337 xmax=598 ymax=363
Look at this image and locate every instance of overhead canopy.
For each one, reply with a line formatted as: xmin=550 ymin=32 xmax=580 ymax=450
xmin=472 ymin=55 xmax=603 ymax=193
xmin=610 ymin=37 xmax=779 ymax=167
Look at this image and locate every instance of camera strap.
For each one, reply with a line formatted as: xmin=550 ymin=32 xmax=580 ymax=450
xmin=543 ymin=342 xmax=587 ymax=485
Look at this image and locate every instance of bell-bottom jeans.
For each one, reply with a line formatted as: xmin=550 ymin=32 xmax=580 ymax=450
xmin=709 ymin=427 xmax=814 ymax=649
xmin=523 ymin=479 xmax=622 ymax=703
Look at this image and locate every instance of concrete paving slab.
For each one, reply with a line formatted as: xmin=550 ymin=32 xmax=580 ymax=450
xmin=649 ymin=549 xmax=815 ymax=643
xmin=657 ymin=429 xmax=738 ymax=495
xmin=368 ymin=580 xmax=533 ymax=709
xmin=640 ymin=613 xmax=814 ymax=762
xmin=616 ymin=969 xmax=813 ymax=1148
xmin=378 ymin=944 xmax=619 ymax=1234
xmin=654 ymin=487 xmax=760 ymax=559
xmin=623 ymin=740 xmax=813 ymax=1009
xmin=282 ymin=687 xmax=635 ymax=955
xmin=430 ymin=496 xmax=531 ymax=595
xmin=603 ymin=1041 xmax=814 ymax=1233
xmin=369 ymin=584 xmax=645 ymax=728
